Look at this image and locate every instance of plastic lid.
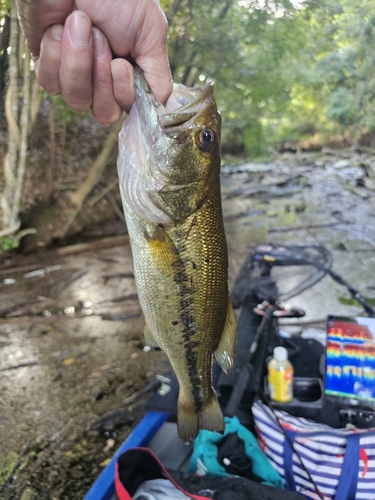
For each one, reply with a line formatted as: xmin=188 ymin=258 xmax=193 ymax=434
xmin=273 ymin=346 xmax=288 ymax=361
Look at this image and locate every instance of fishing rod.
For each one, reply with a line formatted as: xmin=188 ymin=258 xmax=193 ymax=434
xmin=224 ymin=307 xmax=274 ymax=418
xmin=254 ymin=244 xmax=375 ymax=317
xmin=224 ymin=301 xmax=304 ymax=418
xmin=328 ymin=269 xmax=375 ymax=318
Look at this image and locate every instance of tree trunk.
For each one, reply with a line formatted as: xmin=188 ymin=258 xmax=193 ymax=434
xmin=46 ymin=96 xmax=56 ymax=202
xmin=30 ymin=78 xmax=42 ymax=127
xmin=1 ymin=3 xmax=21 ymax=236
xmin=0 ymin=5 xmax=35 ymax=239
xmin=12 ymin=43 xmax=31 ymax=223
xmin=0 ymin=13 xmax=10 ymax=106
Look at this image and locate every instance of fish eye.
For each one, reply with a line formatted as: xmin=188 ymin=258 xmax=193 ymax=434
xmin=198 ymin=128 xmax=215 ymax=150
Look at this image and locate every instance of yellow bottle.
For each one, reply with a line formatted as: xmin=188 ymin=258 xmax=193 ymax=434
xmin=268 ymin=346 xmax=294 ymax=402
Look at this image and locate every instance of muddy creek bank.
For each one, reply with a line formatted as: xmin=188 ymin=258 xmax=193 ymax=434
xmin=1 ymin=152 xmax=375 ymax=499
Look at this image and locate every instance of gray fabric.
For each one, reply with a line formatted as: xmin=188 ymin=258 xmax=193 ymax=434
xmin=133 ymin=478 xmax=192 ymax=500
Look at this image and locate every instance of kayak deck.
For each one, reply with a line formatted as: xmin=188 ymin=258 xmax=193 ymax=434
xmin=84 ymin=412 xmax=195 ymax=500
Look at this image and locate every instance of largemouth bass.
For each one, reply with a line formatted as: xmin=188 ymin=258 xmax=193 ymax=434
xmin=117 ymin=67 xmax=236 ymax=442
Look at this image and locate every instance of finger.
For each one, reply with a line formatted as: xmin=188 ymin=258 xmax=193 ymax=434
xmin=137 ymin=50 xmax=173 ymax=107
xmin=59 ymin=11 xmax=94 ymax=112
xmin=111 ymin=59 xmax=135 ymax=114
xmin=36 ymin=24 xmax=63 ymax=95
xmin=91 ymin=28 xmax=123 ymax=125
xmin=134 ymin=5 xmax=173 ymax=105
xmin=75 ymin=0 xmax=173 ymax=106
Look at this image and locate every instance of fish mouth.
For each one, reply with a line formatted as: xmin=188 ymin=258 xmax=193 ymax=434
xmin=134 ymin=66 xmax=214 ymax=135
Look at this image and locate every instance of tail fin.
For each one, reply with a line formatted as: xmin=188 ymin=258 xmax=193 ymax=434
xmin=177 ymin=396 xmax=199 ymax=443
xmin=200 ymin=390 xmax=225 ymax=434
xmin=177 ymin=390 xmax=224 ymax=442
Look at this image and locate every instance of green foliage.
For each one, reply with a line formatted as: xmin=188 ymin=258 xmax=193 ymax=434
xmin=339 ymin=296 xmax=375 ymax=308
xmin=165 ymin=0 xmax=375 ymax=153
xmin=51 ymin=94 xmax=91 ymax=125
xmin=243 ymin=121 xmax=265 ymax=157
xmin=326 ymin=87 xmax=355 ymax=124
xmin=285 ymin=0 xmax=375 ymax=138
xmin=0 ymin=0 xmax=12 ymax=14
xmin=0 ymin=451 xmax=19 ymax=486
xmin=166 ymin=0 xmax=307 ymax=155
xmin=0 ymin=236 xmax=19 ymax=251
xmin=4 ymin=0 xmax=375 ymax=157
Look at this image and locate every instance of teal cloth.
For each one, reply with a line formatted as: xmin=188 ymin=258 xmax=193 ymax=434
xmin=189 ymin=416 xmax=284 ymax=489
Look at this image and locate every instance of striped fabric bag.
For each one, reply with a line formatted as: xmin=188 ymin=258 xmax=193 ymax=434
xmin=252 ymin=400 xmax=375 ymax=500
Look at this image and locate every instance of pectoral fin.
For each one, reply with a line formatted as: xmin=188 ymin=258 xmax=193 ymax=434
xmin=144 ymin=323 xmax=159 ymax=348
xmin=144 ymin=224 xmax=182 ymax=272
xmin=214 ymin=299 xmax=236 ymax=374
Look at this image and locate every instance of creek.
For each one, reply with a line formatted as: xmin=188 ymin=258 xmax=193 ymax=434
xmin=1 ymin=152 xmax=374 ymax=499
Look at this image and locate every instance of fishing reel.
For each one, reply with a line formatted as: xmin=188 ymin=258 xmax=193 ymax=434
xmin=254 ymin=300 xmax=305 ymax=318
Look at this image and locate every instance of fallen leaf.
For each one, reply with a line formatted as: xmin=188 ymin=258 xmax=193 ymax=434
xmin=103 ymin=438 xmax=115 ymax=453
xmin=63 ymin=358 xmax=75 ymax=366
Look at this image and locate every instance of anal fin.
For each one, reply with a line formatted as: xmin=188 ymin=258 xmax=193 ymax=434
xmin=214 ymin=298 xmax=236 ymax=375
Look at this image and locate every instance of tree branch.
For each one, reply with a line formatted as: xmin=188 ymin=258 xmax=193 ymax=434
xmin=12 ymin=46 xmax=31 ymax=223
xmin=69 ymin=116 xmax=125 ymax=209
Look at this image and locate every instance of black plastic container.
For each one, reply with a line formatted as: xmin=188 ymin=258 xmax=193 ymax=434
xmin=266 ymin=377 xmax=323 ymax=422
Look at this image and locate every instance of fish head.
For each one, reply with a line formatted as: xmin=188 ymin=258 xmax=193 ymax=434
xmin=118 ymin=66 xmax=222 ymax=224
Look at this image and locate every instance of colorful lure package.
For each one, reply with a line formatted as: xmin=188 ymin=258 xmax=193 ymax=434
xmin=325 ymin=315 xmax=375 ymax=405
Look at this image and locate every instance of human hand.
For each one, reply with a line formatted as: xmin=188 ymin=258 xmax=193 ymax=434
xmin=16 ymin=0 xmax=173 ymax=124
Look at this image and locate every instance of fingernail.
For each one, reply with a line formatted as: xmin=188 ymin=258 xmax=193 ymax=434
xmin=51 ymin=24 xmax=63 ymax=42
xmin=93 ymin=27 xmax=105 ymax=57
xmin=70 ymin=11 xmax=91 ymax=46
xmin=111 ymin=60 xmax=130 ymax=88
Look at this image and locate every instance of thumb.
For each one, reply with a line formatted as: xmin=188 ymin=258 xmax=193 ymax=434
xmin=136 ymin=50 xmax=173 ymax=106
